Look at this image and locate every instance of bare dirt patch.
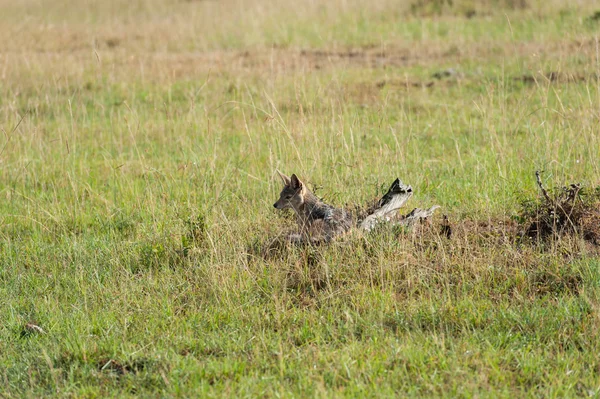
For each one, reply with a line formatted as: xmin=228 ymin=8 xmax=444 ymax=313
xmin=2 ymin=36 xmax=598 ymax=86
xmin=376 ymin=79 xmax=436 ymax=90
xmin=514 ymin=71 xmax=600 ymax=85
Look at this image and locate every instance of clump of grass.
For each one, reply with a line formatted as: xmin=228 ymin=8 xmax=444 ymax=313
xmin=519 ymin=171 xmax=600 ymax=245
xmin=586 ymin=10 xmax=600 ymax=22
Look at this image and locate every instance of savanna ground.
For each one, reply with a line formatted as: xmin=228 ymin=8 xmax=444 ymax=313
xmin=1 ymin=0 xmax=600 ymax=397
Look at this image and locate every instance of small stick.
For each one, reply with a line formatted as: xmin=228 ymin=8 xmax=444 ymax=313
xmin=535 ymin=170 xmax=552 ymax=204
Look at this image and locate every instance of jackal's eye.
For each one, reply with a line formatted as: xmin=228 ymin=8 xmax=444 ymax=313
xmin=285 ymin=195 xmax=292 ymax=200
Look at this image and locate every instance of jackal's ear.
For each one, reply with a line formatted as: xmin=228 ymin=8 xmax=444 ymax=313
xmin=276 ymin=170 xmax=291 ymax=186
xmin=290 ymin=174 xmax=302 ymax=190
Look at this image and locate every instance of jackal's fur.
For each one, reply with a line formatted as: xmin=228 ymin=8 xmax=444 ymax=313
xmin=273 ymin=172 xmax=352 ymax=241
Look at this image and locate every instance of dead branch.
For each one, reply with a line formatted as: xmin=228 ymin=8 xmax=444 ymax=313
xmin=535 ymin=170 xmax=553 ymax=204
xmin=398 ymin=206 xmax=441 ymax=227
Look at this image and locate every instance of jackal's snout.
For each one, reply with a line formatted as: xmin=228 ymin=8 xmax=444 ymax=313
xmin=273 ymin=196 xmax=292 ymax=210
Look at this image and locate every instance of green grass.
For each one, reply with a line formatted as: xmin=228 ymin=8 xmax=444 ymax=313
xmin=1 ymin=0 xmax=600 ymax=397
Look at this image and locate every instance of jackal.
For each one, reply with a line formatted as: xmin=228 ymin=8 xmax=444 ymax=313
xmin=273 ymin=171 xmax=419 ymax=242
xmin=273 ymin=172 xmax=352 ymax=241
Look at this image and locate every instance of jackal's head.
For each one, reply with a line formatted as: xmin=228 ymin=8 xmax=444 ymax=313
xmin=273 ymin=171 xmax=305 ymax=210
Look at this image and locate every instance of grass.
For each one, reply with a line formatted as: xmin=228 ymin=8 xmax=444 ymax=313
xmin=1 ymin=0 xmax=600 ymax=397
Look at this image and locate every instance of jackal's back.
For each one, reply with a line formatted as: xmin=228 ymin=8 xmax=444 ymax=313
xmin=301 ymin=197 xmax=352 ymax=240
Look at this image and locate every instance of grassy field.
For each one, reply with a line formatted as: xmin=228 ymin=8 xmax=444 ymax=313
xmin=1 ymin=0 xmax=600 ymax=397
